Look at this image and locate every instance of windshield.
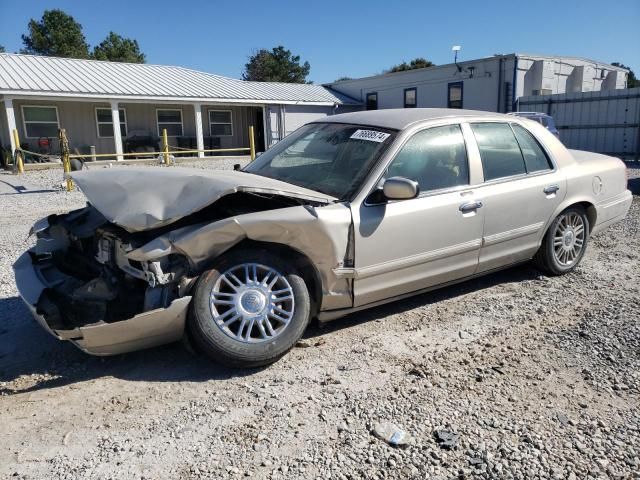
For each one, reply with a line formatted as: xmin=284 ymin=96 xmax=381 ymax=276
xmin=244 ymin=122 xmax=396 ymax=199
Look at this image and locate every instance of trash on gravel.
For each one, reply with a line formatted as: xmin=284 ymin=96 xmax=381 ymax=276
xmin=556 ymin=412 xmax=569 ymax=426
xmin=372 ymin=422 xmax=412 ymax=447
xmin=295 ymin=338 xmax=326 ymax=348
xmin=434 ymin=428 xmax=460 ymax=450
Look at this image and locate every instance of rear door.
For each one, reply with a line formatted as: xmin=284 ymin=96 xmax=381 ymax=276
xmin=352 ymin=123 xmax=485 ymax=307
xmin=466 ymin=122 xmax=566 ymax=272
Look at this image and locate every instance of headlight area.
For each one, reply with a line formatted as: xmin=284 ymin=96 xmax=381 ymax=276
xmin=26 ymin=207 xmax=192 ymax=333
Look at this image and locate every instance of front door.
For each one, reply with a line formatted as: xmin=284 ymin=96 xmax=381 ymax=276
xmin=467 ymin=122 xmax=566 ymax=272
xmin=352 ymin=124 xmax=485 ymax=307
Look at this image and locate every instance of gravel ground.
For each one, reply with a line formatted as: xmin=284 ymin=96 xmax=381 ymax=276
xmin=0 ymin=161 xmax=638 ymax=480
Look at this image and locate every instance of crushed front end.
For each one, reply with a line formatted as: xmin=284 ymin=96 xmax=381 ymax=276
xmin=13 ymin=206 xmax=193 ymax=355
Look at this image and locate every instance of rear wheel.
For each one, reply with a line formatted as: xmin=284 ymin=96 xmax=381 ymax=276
xmin=534 ymin=206 xmax=589 ymax=275
xmin=188 ymin=249 xmax=311 ymax=368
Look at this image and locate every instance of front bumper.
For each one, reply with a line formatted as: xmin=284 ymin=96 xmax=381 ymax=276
xmin=13 ymin=251 xmax=191 ymax=356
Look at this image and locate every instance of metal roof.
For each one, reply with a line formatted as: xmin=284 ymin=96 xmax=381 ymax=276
xmin=515 ymin=53 xmax=629 ymax=72
xmin=0 ymin=53 xmax=359 ymax=105
xmin=321 ymin=108 xmax=506 ymax=130
xmin=328 ymin=53 xmax=627 ymax=86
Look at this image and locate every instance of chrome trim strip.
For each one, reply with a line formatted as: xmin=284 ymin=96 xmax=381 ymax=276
xmin=482 ymin=222 xmax=544 ymax=247
xmin=355 ymin=238 xmax=482 ymax=280
xmin=319 ymin=259 xmax=531 ymax=322
xmin=332 ymin=267 xmax=356 ymax=278
xmin=472 ymin=166 xmax=557 ymax=189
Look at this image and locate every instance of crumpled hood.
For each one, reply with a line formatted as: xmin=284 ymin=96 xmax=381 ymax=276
xmin=71 ymin=167 xmax=335 ymax=233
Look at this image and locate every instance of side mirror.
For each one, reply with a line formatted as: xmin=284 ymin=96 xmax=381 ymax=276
xmin=382 ymin=176 xmax=419 ymax=201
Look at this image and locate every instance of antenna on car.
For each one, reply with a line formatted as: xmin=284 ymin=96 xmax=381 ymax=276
xmin=452 ymin=45 xmax=462 ymax=72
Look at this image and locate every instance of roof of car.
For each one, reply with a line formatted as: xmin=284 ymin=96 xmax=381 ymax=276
xmin=321 ymin=108 xmax=507 ymax=130
xmin=509 ymin=111 xmax=551 ymax=117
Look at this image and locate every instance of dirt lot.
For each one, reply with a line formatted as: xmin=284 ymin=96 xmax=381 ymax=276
xmin=1 ymin=162 xmax=639 ymax=480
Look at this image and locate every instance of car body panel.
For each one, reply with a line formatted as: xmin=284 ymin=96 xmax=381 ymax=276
xmin=460 ymin=118 xmax=567 ymax=272
xmin=13 ymin=108 xmax=633 ymax=356
xmin=127 ymin=202 xmax=354 ymax=311
xmin=349 ymin=118 xmax=487 ymax=306
xmin=13 ymin=251 xmax=191 ymax=355
xmin=553 ymin=149 xmax=631 ymax=234
xmin=353 ymin=190 xmax=484 ymax=306
xmin=472 ymin=170 xmax=567 ymax=272
xmin=71 ymin=167 xmax=335 ymax=233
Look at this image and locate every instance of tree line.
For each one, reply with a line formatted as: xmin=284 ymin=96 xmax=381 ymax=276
xmin=0 ymin=9 xmax=637 ymax=87
xmin=12 ymin=10 xmax=145 ymax=63
xmin=0 ymin=9 xmax=438 ymax=83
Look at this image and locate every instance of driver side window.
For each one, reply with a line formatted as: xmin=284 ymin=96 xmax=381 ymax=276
xmin=387 ymin=124 xmax=469 ymax=192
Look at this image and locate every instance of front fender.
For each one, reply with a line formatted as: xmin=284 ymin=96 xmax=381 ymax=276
xmin=127 ymin=203 xmax=354 ymax=311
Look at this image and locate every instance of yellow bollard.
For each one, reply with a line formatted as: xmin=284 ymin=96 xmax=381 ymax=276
xmin=12 ymin=129 xmax=24 ymax=174
xmin=59 ymin=129 xmax=73 ymax=192
xmin=162 ymin=128 xmax=169 ymax=165
xmin=249 ymin=125 xmax=256 ymax=161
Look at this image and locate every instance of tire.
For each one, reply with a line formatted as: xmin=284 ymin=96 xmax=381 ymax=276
xmin=188 ymin=248 xmax=311 ymax=368
xmin=533 ymin=206 xmax=590 ymax=276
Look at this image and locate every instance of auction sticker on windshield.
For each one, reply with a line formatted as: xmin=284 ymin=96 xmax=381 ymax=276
xmin=350 ymin=129 xmax=391 ymax=142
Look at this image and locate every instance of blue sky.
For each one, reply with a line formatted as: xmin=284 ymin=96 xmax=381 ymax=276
xmin=1 ymin=0 xmax=639 ymax=84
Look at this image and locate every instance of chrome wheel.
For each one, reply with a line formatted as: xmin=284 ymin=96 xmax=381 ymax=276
xmin=209 ymin=263 xmax=295 ymax=343
xmin=553 ymin=212 xmax=585 ymax=267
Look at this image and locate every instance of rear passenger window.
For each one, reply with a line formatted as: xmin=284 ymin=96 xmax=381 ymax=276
xmin=470 ymin=123 xmax=526 ymax=181
xmin=512 ymin=124 xmax=553 ymax=172
xmin=387 ymin=124 xmax=469 ymax=192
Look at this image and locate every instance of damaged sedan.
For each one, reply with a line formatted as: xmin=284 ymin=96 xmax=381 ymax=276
xmin=14 ymin=109 xmax=632 ymax=367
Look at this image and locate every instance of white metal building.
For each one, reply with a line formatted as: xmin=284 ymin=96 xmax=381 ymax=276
xmin=518 ymin=87 xmax=640 ymax=159
xmin=328 ymin=53 xmax=629 ymax=114
xmin=0 ymin=53 xmax=359 ymax=160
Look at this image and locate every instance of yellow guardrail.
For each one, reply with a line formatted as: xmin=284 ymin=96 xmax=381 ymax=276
xmin=7 ymin=127 xmax=258 ymax=192
xmin=249 ymin=125 xmax=256 ymax=161
xmin=66 ymin=147 xmax=252 ymax=159
xmin=59 ymin=128 xmax=73 ymax=192
xmin=12 ymin=129 xmax=25 ymax=174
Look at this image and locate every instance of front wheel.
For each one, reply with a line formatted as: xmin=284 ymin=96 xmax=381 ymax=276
xmin=188 ymin=249 xmax=311 ymax=368
xmin=534 ymin=206 xmax=589 ymax=275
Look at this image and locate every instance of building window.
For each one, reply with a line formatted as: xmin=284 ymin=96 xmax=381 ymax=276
xmin=404 ymin=88 xmax=417 ymax=108
xmin=447 ymin=82 xmax=463 ymax=109
xmin=22 ymin=105 xmax=59 ymax=138
xmin=209 ymin=110 xmax=233 ymax=136
xmin=366 ymin=92 xmax=378 ymax=110
xmin=96 ymin=108 xmax=127 ymax=138
xmin=156 ymin=109 xmax=183 ymax=136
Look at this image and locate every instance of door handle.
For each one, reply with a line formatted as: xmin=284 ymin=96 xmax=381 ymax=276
xmin=459 ymin=200 xmax=483 ymax=213
xmin=543 ymin=185 xmax=560 ymax=194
